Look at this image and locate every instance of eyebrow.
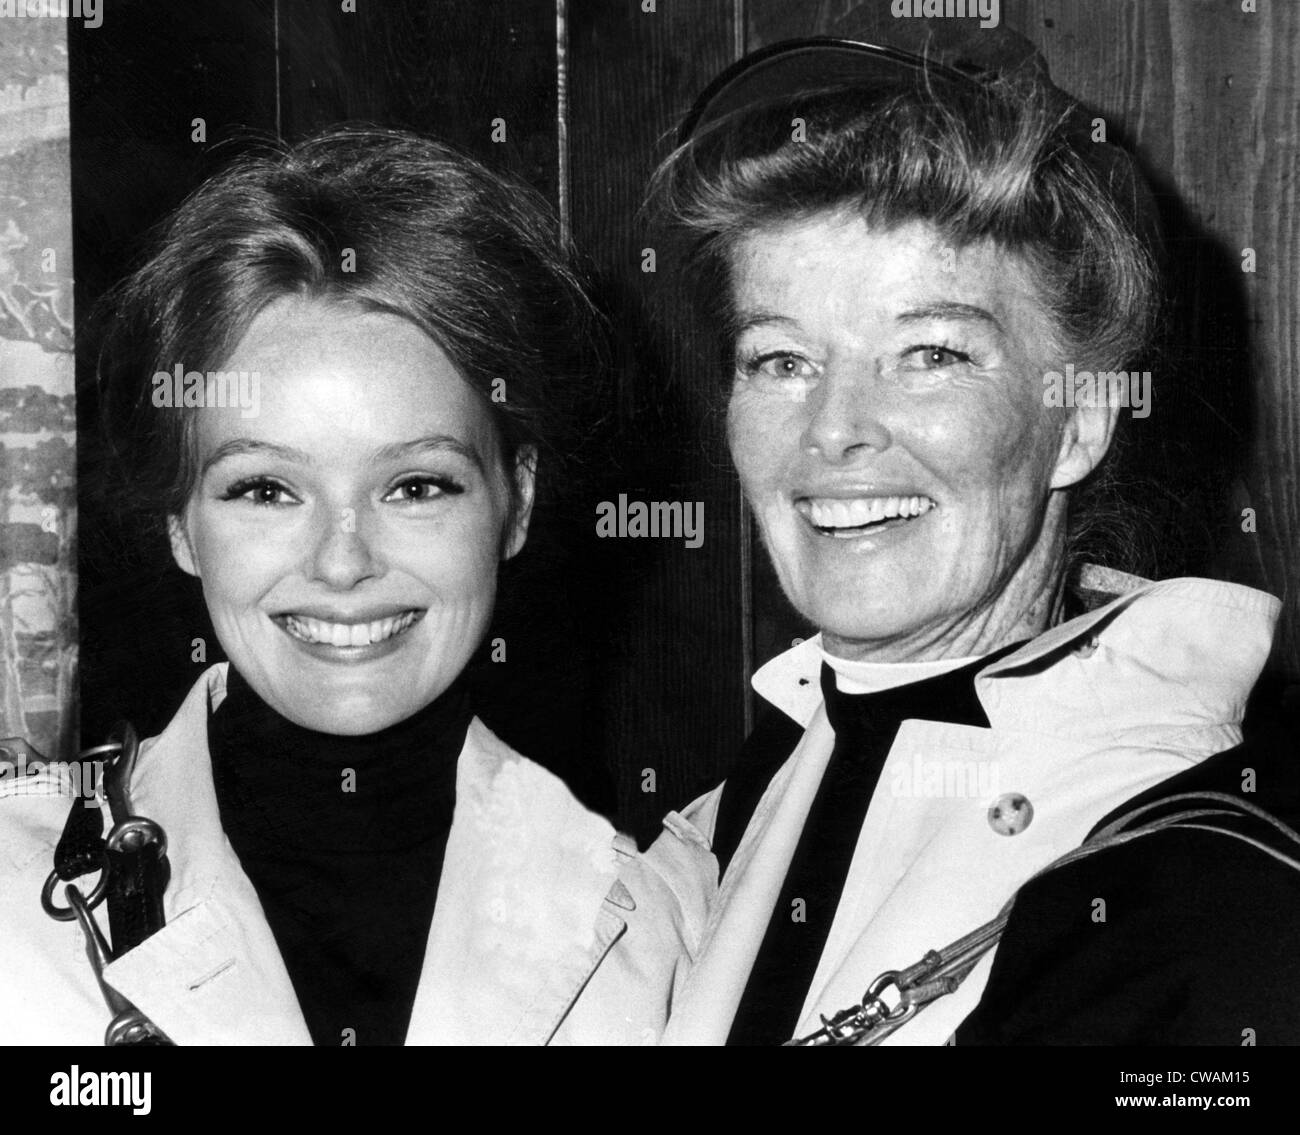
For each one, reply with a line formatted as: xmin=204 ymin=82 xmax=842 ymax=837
xmin=895 ymin=302 xmax=1004 ymax=334
xmin=200 ymin=434 xmax=485 ymax=477
xmin=730 ymin=310 xmax=801 ymax=337
xmin=731 ymin=302 xmax=1004 ymax=338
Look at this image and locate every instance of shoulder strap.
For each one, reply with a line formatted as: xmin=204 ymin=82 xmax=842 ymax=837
xmin=786 ymin=792 xmax=1300 ymax=1046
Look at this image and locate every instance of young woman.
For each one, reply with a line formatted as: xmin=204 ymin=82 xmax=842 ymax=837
xmin=0 ymin=128 xmax=704 ymax=1046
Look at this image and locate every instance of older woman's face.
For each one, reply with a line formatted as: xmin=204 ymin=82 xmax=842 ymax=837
xmin=169 ymin=297 xmax=532 ymax=734
xmin=728 ymin=213 xmax=1104 ymax=661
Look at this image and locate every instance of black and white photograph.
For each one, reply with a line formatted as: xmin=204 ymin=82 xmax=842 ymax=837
xmin=0 ymin=0 xmax=1296 ymax=1104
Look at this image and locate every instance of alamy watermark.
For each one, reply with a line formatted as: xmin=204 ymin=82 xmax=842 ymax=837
xmin=889 ymin=750 xmax=1000 ymax=798
xmin=891 ymin=0 xmax=999 ymax=30
xmin=595 ymin=494 xmax=704 ymax=548
xmin=152 ymin=364 xmax=261 ymax=418
xmin=50 ymin=1067 xmax=151 ymax=1116
xmin=0 ymin=0 xmax=102 ymax=28
xmin=0 ymin=747 xmax=103 ymax=809
xmin=1042 ymin=364 xmax=1152 ymax=420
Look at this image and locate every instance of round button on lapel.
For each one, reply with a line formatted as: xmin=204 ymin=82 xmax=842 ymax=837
xmin=1073 ymin=634 xmax=1099 ymax=659
xmin=988 ymin=793 xmax=1034 ymax=836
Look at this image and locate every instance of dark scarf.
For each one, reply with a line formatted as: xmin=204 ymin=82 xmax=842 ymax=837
xmin=725 ymin=650 xmax=1010 ymax=1045
xmin=208 ymin=665 xmax=471 ymax=1046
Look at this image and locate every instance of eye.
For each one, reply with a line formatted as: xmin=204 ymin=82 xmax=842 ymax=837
xmin=907 ymin=345 xmax=972 ymax=369
xmin=382 ymin=475 xmax=465 ymax=503
xmin=221 ymin=477 xmax=297 ymax=507
xmin=737 ymin=351 xmax=820 ymax=382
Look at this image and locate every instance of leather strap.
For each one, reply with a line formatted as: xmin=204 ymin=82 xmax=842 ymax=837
xmin=105 ymin=840 xmax=170 ymax=956
xmin=53 ymin=768 xmax=108 ymax=881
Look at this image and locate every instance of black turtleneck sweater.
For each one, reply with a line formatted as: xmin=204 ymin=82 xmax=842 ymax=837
xmin=721 ymin=652 xmax=1001 ymax=1046
xmin=207 ymin=666 xmax=471 ymax=1046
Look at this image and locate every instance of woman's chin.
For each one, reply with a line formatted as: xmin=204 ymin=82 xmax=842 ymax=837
xmin=268 ymin=694 xmax=420 ymax=736
xmin=240 ymin=670 xmax=447 ymax=735
xmin=801 ymin=594 xmax=943 ymax=655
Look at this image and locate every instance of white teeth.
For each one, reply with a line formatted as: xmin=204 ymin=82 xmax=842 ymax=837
xmin=283 ymin=611 xmax=418 ymax=646
xmin=805 ymin=495 xmax=934 ymax=530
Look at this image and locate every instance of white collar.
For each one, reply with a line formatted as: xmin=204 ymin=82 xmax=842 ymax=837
xmin=822 ymin=649 xmax=985 ymax=694
xmin=753 ymin=567 xmax=1281 ymax=743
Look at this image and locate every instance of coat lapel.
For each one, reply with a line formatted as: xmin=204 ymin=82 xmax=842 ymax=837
xmin=403 ymin=719 xmax=626 ymax=1044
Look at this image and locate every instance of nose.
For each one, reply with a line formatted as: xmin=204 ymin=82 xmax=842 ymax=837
xmin=307 ymin=504 xmax=381 ymax=589
xmin=801 ymin=363 xmax=892 ymax=462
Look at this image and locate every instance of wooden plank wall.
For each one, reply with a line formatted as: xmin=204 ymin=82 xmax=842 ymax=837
xmin=566 ymin=0 xmax=747 ymax=837
xmin=66 ymin=0 xmax=1298 ymax=847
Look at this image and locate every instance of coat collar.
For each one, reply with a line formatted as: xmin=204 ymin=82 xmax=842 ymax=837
xmin=103 ymin=663 xmax=626 ymax=1045
xmin=753 ymin=568 xmax=1280 ymax=753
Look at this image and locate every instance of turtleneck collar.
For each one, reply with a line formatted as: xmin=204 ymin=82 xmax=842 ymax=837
xmin=820 ymin=647 xmax=986 ymax=695
xmin=207 ymin=665 xmax=471 ymax=856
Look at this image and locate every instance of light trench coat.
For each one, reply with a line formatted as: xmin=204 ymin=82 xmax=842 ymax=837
xmin=650 ymin=568 xmax=1281 ymax=1045
xmin=0 ymin=663 xmax=709 ymax=1045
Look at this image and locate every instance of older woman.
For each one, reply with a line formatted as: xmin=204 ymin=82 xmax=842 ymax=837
xmin=645 ymin=29 xmax=1300 ymax=1045
xmin=0 ymin=128 xmax=699 ymax=1045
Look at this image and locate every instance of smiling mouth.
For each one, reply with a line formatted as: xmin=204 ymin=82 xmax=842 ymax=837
xmin=796 ymin=494 xmax=936 ymax=538
xmin=278 ymin=610 xmax=424 ymax=647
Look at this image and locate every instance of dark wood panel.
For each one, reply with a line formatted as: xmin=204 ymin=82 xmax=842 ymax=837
xmin=68 ymin=0 xmax=279 ymax=306
xmin=747 ymin=0 xmax=871 ymax=42
xmin=276 ymin=0 xmax=558 ymax=200
xmin=567 ymin=0 xmax=746 ymax=842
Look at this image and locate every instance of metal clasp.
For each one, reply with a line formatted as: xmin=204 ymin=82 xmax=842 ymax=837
xmin=64 ymin=884 xmax=172 ymax=1046
xmin=786 ymin=970 xmax=925 ymax=1046
xmin=39 ymin=723 xmax=174 ymax=1045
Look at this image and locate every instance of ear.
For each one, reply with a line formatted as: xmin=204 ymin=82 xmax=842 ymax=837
xmin=1049 ymin=398 xmax=1120 ymax=491
xmin=501 ymin=445 xmax=537 ymax=561
xmin=167 ymin=513 xmax=200 ymax=577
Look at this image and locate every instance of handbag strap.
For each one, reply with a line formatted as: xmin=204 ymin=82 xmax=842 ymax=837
xmin=786 ymin=791 xmax=1300 ymax=1046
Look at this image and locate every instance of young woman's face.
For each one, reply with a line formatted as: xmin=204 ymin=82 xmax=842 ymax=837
xmin=169 ymin=297 xmax=532 ymax=735
xmin=726 ymin=213 xmax=1110 ymax=662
